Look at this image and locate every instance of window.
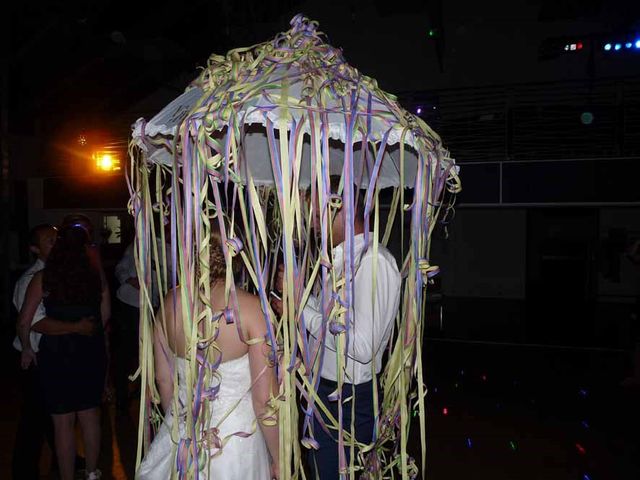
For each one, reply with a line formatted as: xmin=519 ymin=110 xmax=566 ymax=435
xmin=102 ymin=215 xmax=122 ymax=244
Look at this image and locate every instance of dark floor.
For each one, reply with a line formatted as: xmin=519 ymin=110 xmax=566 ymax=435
xmin=420 ymin=339 xmax=640 ymax=480
xmin=1 ymin=302 xmax=639 ymax=479
xmin=0 ymin=353 xmax=139 ymax=480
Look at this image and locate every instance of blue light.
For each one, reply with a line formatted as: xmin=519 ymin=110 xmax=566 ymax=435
xmin=604 ymin=43 xmax=612 ymax=51
xmin=626 ymin=42 xmax=633 ymax=49
xmin=614 ymin=43 xmax=622 ymax=51
xmin=635 ymin=39 xmax=640 ymax=49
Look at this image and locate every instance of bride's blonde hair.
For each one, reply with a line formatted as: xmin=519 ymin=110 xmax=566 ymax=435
xmin=209 ymin=229 xmax=241 ymax=280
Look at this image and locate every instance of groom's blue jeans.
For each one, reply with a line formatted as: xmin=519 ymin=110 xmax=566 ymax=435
xmin=309 ymin=378 xmax=376 ymax=479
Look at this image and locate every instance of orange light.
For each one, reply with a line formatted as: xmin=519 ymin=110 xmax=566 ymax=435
xmin=97 ymin=154 xmax=114 ymax=171
xmin=93 ymin=151 xmax=121 ymax=172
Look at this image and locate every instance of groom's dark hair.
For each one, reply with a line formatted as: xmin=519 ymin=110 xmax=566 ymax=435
xmin=328 ymin=175 xmax=366 ymax=221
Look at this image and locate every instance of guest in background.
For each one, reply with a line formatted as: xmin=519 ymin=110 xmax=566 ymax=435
xmin=113 ymin=241 xmax=142 ymax=414
xmin=18 ymin=225 xmax=109 ymax=480
xmin=113 ymin=232 xmax=169 ymax=413
xmin=11 ymin=224 xmax=57 ymax=480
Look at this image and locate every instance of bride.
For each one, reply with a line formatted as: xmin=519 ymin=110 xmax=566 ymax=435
xmin=138 ymin=232 xmax=279 ymax=479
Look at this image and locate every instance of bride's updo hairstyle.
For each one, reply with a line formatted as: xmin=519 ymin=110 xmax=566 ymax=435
xmin=209 ymin=230 xmax=242 ymax=280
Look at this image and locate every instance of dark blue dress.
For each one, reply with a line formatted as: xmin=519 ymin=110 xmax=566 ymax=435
xmin=37 ymin=300 xmax=107 ymax=414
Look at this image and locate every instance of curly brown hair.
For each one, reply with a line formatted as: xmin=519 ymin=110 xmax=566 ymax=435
xmin=209 ymin=230 xmax=241 ymax=280
xmin=43 ymin=225 xmax=102 ymax=305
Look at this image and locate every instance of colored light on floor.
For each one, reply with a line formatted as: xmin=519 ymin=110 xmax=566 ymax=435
xmin=576 ymin=443 xmax=586 ymax=455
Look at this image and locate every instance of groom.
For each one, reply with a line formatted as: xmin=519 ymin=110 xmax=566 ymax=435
xmin=273 ymin=178 xmax=402 ymax=479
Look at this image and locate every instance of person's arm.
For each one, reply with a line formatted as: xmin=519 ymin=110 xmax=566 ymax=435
xmin=32 ymin=316 xmax=96 ymax=336
xmin=277 ymin=261 xmax=383 ymax=364
xmin=154 ymin=292 xmax=175 ymax=412
xmin=273 ymin=263 xmax=323 ymax=337
xmin=247 ymin=299 xmax=279 ymax=475
xmin=19 ymin=272 xmax=96 ymax=338
xmin=317 ymin=255 xmax=399 ymax=364
xmin=100 ymin=278 xmax=111 ymax=327
xmin=17 ymin=273 xmax=44 ymax=368
xmin=301 ymin=294 xmax=323 ymax=338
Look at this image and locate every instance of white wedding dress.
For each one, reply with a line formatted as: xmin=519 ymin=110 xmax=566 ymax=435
xmin=137 ymin=353 xmax=271 ymax=479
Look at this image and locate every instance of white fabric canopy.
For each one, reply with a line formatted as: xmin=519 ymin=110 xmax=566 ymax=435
xmin=131 ymin=83 xmax=456 ymax=189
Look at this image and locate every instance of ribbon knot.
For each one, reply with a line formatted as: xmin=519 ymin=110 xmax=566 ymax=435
xmin=225 ymin=237 xmax=244 ymax=256
xmin=417 ymin=259 xmax=440 ymax=280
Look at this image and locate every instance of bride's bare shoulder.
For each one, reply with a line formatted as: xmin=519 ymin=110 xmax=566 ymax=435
xmin=235 ymin=288 xmax=261 ymax=310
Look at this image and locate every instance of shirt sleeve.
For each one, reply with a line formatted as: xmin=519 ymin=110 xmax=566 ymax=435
xmin=12 ymin=277 xmax=27 ymax=313
xmin=115 ymin=244 xmax=136 ymax=284
xmin=12 ymin=270 xmax=39 ymax=313
xmin=305 ymin=253 xmax=400 ymax=366
xmin=32 ymin=301 xmax=47 ymax=325
xmin=302 ymin=294 xmax=323 ymax=339
xmin=346 ymin=254 xmax=398 ymax=364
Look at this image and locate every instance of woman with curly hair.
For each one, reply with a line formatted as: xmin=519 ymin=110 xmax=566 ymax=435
xmin=137 ymin=231 xmax=279 ymax=479
xmin=18 ymin=224 xmax=109 ymax=480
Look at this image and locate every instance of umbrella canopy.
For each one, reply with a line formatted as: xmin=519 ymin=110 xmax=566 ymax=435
xmin=131 ymin=16 xmax=458 ymax=190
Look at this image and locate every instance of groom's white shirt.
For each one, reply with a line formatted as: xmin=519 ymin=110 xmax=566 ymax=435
xmin=302 ymin=233 xmax=401 ymax=385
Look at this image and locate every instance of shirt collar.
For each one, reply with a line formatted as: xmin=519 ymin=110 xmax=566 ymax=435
xmin=331 ymin=232 xmax=370 ymax=264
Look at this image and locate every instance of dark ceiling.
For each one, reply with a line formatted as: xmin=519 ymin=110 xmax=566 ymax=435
xmin=6 ymin=0 xmax=638 ymax=144
xmin=7 ymin=0 xmax=305 ymax=137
